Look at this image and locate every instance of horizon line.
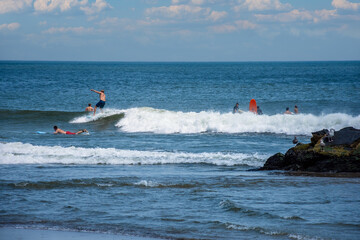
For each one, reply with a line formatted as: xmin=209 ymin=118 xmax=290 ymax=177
xmin=0 ymin=59 xmax=359 ymax=63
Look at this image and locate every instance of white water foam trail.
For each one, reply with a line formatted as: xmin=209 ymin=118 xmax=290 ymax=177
xmin=116 ymin=107 xmax=360 ymax=135
xmin=0 ymin=142 xmax=267 ymax=167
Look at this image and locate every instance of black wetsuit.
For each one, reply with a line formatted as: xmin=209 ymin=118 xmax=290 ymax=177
xmin=233 ymin=105 xmax=239 ymax=113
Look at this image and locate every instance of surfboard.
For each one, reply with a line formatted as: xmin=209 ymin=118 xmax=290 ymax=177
xmin=36 ymin=131 xmax=46 ymax=134
xmin=249 ymin=99 xmax=257 ymax=114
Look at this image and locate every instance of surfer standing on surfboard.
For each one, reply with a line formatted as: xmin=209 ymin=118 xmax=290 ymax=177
xmin=91 ymin=89 xmax=106 ymax=116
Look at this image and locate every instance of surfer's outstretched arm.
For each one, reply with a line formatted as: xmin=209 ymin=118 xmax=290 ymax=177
xmin=91 ymin=89 xmax=101 ymax=94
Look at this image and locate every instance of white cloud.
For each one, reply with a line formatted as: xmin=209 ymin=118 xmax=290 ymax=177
xmin=211 ymin=20 xmax=257 ymax=33
xmin=145 ymin=4 xmax=228 ymax=23
xmin=190 ymin=0 xmax=205 ymax=5
xmin=98 ymin=17 xmax=119 ymax=26
xmin=208 ymin=10 xmax=227 ymax=21
xmin=332 ymin=0 xmax=360 ymax=10
xmin=235 ymin=20 xmax=257 ymax=29
xmin=145 ymin=4 xmax=210 ymax=18
xmin=171 ymin=0 xmax=205 ymax=4
xmin=0 ymin=22 xmax=20 ymax=31
xmin=80 ymin=0 xmax=111 ymax=15
xmin=255 ymin=9 xmax=338 ymax=23
xmin=0 ymin=0 xmax=32 ymax=14
xmin=43 ymin=26 xmax=94 ymax=34
xmin=33 ymin=0 xmax=111 ymax=14
xmin=34 ymin=0 xmax=87 ymax=12
xmin=234 ymin=0 xmax=291 ymax=12
xmin=211 ymin=24 xmax=237 ymax=33
xmin=313 ymin=9 xmax=338 ymax=22
xmin=255 ymin=9 xmax=312 ymax=22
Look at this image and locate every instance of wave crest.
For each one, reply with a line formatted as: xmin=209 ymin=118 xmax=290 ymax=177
xmin=0 ymin=142 xmax=266 ymax=167
xmin=116 ymin=107 xmax=360 ymax=135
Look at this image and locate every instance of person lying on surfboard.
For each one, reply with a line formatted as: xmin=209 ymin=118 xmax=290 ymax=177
xmin=91 ymin=89 xmax=106 ymax=116
xmin=53 ymin=126 xmax=88 ymax=135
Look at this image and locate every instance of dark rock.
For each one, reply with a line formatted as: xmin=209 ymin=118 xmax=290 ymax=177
xmin=311 ymin=129 xmax=328 ymax=145
xmin=260 ymin=127 xmax=360 ymax=173
xmin=327 ymin=127 xmax=360 ymax=147
xmin=261 ymin=153 xmax=285 ymax=170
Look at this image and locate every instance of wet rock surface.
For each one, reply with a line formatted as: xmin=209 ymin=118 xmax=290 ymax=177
xmin=261 ymin=127 xmax=360 ymax=172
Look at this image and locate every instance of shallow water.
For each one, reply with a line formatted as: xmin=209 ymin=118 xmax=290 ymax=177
xmin=1 ymin=61 xmax=360 ymax=239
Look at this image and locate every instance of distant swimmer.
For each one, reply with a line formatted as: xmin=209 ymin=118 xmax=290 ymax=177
xmin=233 ymin=102 xmax=239 ymax=113
xmin=53 ymin=126 xmax=88 ymax=135
xmin=257 ymin=106 xmax=263 ymax=115
xmin=284 ymin=107 xmax=292 ymax=115
xmin=91 ymin=89 xmax=106 ymax=116
xmin=294 ymin=105 xmax=299 ymax=114
xmin=85 ymin=103 xmax=94 ymax=112
xmin=292 ymin=136 xmax=298 ymax=144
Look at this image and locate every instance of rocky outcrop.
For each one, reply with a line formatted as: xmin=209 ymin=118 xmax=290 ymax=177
xmin=260 ymin=127 xmax=360 ymax=172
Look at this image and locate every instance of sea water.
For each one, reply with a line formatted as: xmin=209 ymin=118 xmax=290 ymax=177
xmin=0 ymin=61 xmax=360 ymax=239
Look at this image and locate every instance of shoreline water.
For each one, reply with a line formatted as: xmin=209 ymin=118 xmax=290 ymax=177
xmin=0 ymin=227 xmax=160 ymax=240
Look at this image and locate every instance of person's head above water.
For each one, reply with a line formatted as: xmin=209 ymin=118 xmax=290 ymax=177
xmin=53 ymin=126 xmax=58 ymax=131
xmin=88 ymin=103 xmax=92 ymax=106
xmin=101 ymin=90 xmax=104 ymax=93
xmin=286 ymin=107 xmax=289 ymax=110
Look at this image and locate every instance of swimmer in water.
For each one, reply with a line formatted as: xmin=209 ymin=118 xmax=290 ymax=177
xmin=294 ymin=105 xmax=299 ymax=114
xmin=284 ymin=107 xmax=292 ymax=114
xmin=85 ymin=103 xmax=94 ymax=112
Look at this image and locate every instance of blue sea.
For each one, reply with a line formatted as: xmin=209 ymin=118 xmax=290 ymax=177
xmin=1 ymin=61 xmax=360 ymax=239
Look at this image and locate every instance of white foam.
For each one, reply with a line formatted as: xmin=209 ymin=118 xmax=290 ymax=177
xmin=70 ymin=108 xmax=124 ymax=123
xmin=0 ymin=142 xmax=266 ymax=166
xmin=116 ymin=107 xmax=360 ymax=135
xmin=135 ymin=180 xmax=160 ymax=187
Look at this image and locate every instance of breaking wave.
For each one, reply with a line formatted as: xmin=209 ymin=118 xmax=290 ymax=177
xmin=0 ymin=142 xmax=267 ymax=167
xmin=66 ymin=107 xmax=360 ymax=135
xmin=116 ymin=107 xmax=360 ymax=135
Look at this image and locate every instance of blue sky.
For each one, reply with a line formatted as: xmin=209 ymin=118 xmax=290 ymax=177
xmin=0 ymin=0 xmax=359 ymax=61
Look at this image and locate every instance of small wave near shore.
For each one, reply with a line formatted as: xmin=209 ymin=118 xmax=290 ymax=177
xmin=0 ymin=142 xmax=266 ymax=167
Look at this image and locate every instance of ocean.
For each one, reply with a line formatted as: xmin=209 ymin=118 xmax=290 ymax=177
xmin=0 ymin=61 xmax=360 ymax=239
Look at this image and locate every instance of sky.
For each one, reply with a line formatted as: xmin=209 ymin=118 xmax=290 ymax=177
xmin=0 ymin=0 xmax=359 ymax=61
